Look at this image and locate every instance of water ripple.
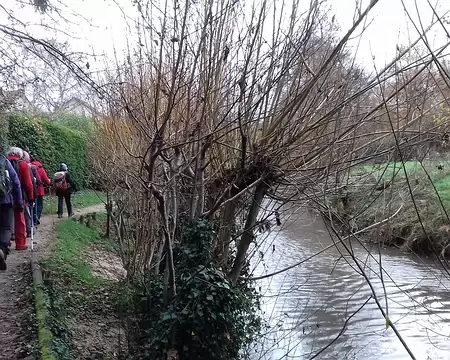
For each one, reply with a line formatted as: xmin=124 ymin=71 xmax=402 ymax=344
xmin=250 ymin=208 xmax=450 ymax=359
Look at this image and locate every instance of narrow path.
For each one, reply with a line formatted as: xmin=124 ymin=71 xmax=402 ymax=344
xmin=0 ymin=204 xmax=105 ymax=360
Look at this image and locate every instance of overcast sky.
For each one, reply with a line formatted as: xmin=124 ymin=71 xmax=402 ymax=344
xmin=3 ymin=0 xmax=450 ymax=71
xmin=329 ymin=0 xmax=449 ymax=69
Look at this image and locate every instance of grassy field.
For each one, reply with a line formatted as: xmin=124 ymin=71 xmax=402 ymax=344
xmin=333 ymin=160 xmax=450 ymax=255
xmin=41 ymin=190 xmax=105 ymax=216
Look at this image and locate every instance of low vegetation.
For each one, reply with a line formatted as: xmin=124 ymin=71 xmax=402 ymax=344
xmin=128 ymin=221 xmax=262 ymax=360
xmin=40 ymin=214 xmax=263 ymax=359
xmin=40 ymin=214 xmax=126 ymax=359
xmin=330 ymin=160 xmax=450 ymax=255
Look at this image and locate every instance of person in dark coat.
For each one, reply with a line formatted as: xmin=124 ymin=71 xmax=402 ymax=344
xmin=0 ymin=144 xmax=23 ymax=270
xmin=54 ymin=163 xmax=77 ymax=218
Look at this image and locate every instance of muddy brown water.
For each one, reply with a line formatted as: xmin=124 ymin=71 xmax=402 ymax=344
xmin=249 ymin=205 xmax=450 ymax=360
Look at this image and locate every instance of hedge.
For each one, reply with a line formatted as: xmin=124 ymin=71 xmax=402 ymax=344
xmin=6 ymin=114 xmax=89 ymax=187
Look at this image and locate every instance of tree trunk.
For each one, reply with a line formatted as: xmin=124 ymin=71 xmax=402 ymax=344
xmin=152 ymin=188 xmax=177 ymax=303
xmin=218 ymin=200 xmax=237 ymax=267
xmin=230 ymin=182 xmax=268 ymax=282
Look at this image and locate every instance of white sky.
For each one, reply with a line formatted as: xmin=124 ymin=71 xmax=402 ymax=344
xmin=329 ymin=0 xmax=450 ymax=69
xmin=3 ymin=0 xmax=450 ymax=71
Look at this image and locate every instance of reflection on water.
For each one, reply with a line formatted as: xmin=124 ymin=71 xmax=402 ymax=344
xmin=249 ymin=206 xmax=450 ymax=360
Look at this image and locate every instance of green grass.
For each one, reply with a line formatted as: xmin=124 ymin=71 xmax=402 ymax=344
xmin=355 ymin=161 xmax=423 ymax=178
xmin=41 ymin=190 xmax=105 ymax=216
xmin=43 ymin=218 xmax=109 ymax=286
xmin=41 ymin=215 xmax=123 ymax=359
xmin=334 ymin=160 xmax=450 ymax=254
xmin=352 ymin=161 xmax=443 ymax=182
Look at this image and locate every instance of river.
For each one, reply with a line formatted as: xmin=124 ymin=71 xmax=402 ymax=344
xmin=249 ymin=205 xmax=450 ymax=360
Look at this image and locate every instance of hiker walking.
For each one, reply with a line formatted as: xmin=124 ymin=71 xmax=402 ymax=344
xmin=7 ymin=147 xmax=33 ymax=251
xmin=23 ymin=151 xmax=40 ymax=235
xmin=54 ymin=163 xmax=77 ymax=218
xmin=31 ymin=156 xmax=52 ymax=224
xmin=0 ymin=144 xmax=23 ymax=270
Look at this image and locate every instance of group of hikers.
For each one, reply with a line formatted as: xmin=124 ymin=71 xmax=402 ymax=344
xmin=0 ymin=144 xmax=77 ymax=271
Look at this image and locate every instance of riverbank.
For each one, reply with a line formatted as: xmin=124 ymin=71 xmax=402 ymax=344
xmin=39 ymin=212 xmax=127 ymax=359
xmin=330 ymin=160 xmax=450 ymax=255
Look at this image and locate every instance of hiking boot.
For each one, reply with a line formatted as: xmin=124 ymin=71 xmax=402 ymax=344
xmin=0 ymin=249 xmax=7 ymax=271
xmin=58 ymin=214 xmax=63 ymax=219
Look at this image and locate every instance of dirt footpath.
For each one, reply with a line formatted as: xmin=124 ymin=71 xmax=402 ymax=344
xmin=0 ymin=204 xmax=105 ymax=360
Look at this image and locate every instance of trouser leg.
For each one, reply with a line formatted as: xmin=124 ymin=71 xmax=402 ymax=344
xmin=14 ymin=203 xmax=27 ymax=250
xmin=58 ymin=196 xmax=63 ymax=216
xmin=0 ymin=204 xmax=13 ymax=255
xmin=37 ymin=196 xmax=44 ymax=220
xmin=33 ymin=199 xmax=40 ymax=224
xmin=24 ymin=202 xmax=32 ymax=234
xmin=11 ymin=215 xmax=15 ymax=241
xmin=65 ymin=195 xmax=73 ymax=216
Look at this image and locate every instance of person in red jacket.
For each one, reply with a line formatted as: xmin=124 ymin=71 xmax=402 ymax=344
xmin=23 ymin=151 xmax=40 ymax=235
xmin=31 ymin=156 xmax=51 ymax=224
xmin=7 ymin=147 xmax=34 ymax=251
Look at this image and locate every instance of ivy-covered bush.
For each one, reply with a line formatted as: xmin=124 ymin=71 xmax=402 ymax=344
xmin=7 ymin=114 xmax=89 ymax=187
xmin=135 ymin=221 xmax=262 ymax=360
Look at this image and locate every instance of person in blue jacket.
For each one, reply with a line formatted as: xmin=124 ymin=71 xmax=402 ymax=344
xmin=0 ymin=144 xmax=23 ymax=270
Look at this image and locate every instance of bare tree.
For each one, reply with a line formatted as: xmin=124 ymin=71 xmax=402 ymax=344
xmin=4 ymin=0 xmax=450 ymax=358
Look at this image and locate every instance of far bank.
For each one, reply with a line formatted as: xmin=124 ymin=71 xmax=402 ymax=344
xmin=328 ymin=160 xmax=450 ymax=257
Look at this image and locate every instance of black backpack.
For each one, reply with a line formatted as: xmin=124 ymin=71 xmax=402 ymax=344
xmin=0 ymin=155 xmax=12 ymax=197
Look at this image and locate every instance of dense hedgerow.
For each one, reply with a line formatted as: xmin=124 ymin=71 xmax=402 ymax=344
xmin=7 ymin=114 xmax=89 ymax=187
